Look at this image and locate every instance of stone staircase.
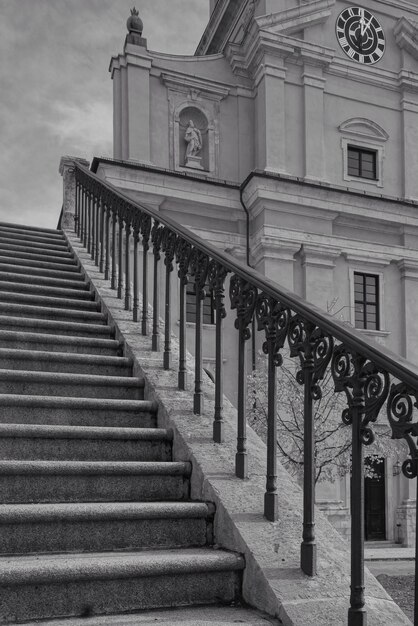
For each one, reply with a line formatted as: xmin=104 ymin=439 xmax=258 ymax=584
xmin=0 ymin=222 xmax=276 ymax=625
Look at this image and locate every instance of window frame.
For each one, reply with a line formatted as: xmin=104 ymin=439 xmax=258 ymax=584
xmin=349 ymin=268 xmax=385 ymax=333
xmin=353 ymin=271 xmax=380 ymax=331
xmin=347 ymin=145 xmax=377 ymax=180
xmin=341 ymin=137 xmax=385 ymax=189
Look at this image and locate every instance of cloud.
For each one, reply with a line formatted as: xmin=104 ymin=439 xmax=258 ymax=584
xmin=0 ymin=0 xmax=208 ymax=229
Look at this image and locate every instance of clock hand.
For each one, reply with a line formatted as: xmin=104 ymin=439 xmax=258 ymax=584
xmin=360 ymin=8 xmax=365 ymax=36
xmin=363 ymin=15 xmax=373 ymax=34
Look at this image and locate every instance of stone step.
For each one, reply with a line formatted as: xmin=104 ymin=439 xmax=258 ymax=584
xmin=0 ymin=248 xmax=77 ymax=266
xmin=0 ymin=330 xmax=121 ymax=355
xmin=0 ymin=221 xmax=64 ymax=237
xmin=0 ymin=261 xmax=85 ymax=281
xmin=14 ymin=605 xmax=277 ymax=625
xmin=0 ymin=228 xmax=66 ymax=245
xmin=0 ymin=241 xmax=73 ymax=260
xmin=0 ymin=424 xmax=172 ymax=462
xmin=0 ymin=254 xmax=79 ymax=273
xmin=0 ymin=234 xmax=68 ymax=252
xmin=0 ymin=280 xmax=94 ymax=300
xmin=0 ymin=349 xmax=131 ymax=375
xmin=0 ymin=501 xmax=212 ymax=554
xmin=0 ymin=302 xmax=106 ymax=324
xmin=0 ymin=316 xmax=113 ymax=338
xmin=0 ymin=548 xmax=243 ymax=623
xmin=0 ymin=460 xmax=191 ymax=503
xmin=0 ymin=270 xmax=88 ymax=290
xmin=0 ymin=371 xmax=144 ymax=400
xmin=0 ymin=396 xmax=157 ymax=428
xmin=0 ymin=290 xmax=100 ymax=311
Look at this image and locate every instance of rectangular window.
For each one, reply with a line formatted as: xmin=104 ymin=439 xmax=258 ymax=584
xmin=347 ymin=146 xmax=377 ymax=180
xmin=354 ymin=272 xmax=379 ymax=330
xmin=186 ymin=278 xmax=215 ymax=325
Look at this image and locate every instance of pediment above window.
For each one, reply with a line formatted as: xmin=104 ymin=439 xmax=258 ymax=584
xmin=338 ymin=118 xmax=389 ymax=143
xmin=394 ymin=17 xmax=418 ymax=61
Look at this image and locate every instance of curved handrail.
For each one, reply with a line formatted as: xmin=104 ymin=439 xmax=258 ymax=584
xmin=75 ymin=162 xmax=418 ymax=388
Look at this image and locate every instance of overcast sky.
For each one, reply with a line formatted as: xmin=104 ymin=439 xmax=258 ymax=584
xmin=0 ymin=0 xmax=208 ymax=229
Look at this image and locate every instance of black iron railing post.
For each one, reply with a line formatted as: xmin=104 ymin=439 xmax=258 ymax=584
xmin=96 ymin=198 xmax=101 ymax=267
xmin=256 ymin=295 xmax=290 ymax=521
xmin=190 ymin=250 xmax=209 ymax=415
xmin=124 ymin=220 xmax=131 ymax=311
xmin=176 ymin=240 xmax=191 ymax=390
xmin=162 ymin=230 xmax=177 ymax=370
xmin=386 ymin=382 xmax=418 ymax=625
xmin=230 ymin=276 xmax=257 ymax=479
xmin=208 ymin=262 xmax=228 ymax=443
xmin=141 ymin=217 xmax=151 ymax=336
xmin=288 ymin=318 xmax=334 ymax=576
xmin=90 ymin=194 xmax=95 ymax=258
xmin=74 ymin=181 xmax=79 ymax=235
xmin=118 ymin=216 xmax=124 ymax=300
xmin=111 ymin=212 xmax=117 ymax=290
xmin=332 ymin=346 xmax=389 ymax=625
xmin=104 ymin=206 xmax=110 ymax=280
xmin=99 ymin=199 xmax=105 ymax=273
xmin=83 ymin=191 xmax=88 ymax=249
xmin=133 ymin=226 xmax=139 ymax=322
xmin=151 ymin=222 xmax=163 ymax=351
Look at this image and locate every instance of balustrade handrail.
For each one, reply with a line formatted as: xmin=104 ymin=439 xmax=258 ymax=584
xmin=75 ymin=162 xmax=418 ymax=388
xmin=73 ymin=159 xmax=418 ymax=625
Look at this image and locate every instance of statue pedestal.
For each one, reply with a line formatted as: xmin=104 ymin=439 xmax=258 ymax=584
xmin=185 ymin=155 xmax=204 ymax=170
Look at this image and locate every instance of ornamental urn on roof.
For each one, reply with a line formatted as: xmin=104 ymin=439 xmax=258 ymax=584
xmin=127 ymin=7 xmax=143 ymax=35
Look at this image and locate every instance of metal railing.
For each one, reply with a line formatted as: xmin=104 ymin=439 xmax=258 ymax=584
xmin=74 ymin=162 xmax=417 ymax=625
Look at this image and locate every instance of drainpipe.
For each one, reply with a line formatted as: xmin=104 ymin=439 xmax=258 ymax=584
xmin=239 ymin=184 xmax=256 ymax=370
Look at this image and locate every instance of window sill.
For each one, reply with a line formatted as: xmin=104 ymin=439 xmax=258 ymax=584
xmin=357 ymin=329 xmax=390 ymax=338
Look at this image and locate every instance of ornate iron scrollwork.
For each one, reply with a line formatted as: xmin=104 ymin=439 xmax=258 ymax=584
xmin=288 ymin=314 xmax=334 ymax=399
xmin=256 ymin=293 xmax=291 ymax=366
xmin=189 ymin=248 xmax=209 ymax=299
xmin=229 ymin=275 xmax=257 ymax=337
xmin=176 ymin=238 xmax=192 ymax=286
xmin=161 ymin=227 xmax=177 ymax=272
xmin=151 ymin=220 xmax=164 ymax=260
xmin=387 ymin=382 xmax=418 ymax=478
xmin=331 ymin=344 xmax=389 ymax=445
xmin=207 ymin=260 xmax=228 ymax=319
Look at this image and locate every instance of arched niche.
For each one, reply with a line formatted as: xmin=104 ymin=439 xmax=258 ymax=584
xmin=179 ymin=106 xmax=209 ymax=171
xmin=171 ymin=101 xmax=218 ymax=176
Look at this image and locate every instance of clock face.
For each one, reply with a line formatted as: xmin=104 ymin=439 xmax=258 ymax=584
xmin=336 ymin=7 xmax=385 ymax=65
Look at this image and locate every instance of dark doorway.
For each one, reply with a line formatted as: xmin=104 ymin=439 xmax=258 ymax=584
xmin=364 ymin=457 xmax=386 ymax=540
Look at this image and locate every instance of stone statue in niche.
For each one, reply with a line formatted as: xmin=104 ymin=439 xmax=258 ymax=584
xmin=184 ymin=120 xmax=204 ymax=170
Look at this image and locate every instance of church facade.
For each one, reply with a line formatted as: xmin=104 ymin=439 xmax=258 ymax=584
xmin=94 ymin=0 xmax=418 ymax=546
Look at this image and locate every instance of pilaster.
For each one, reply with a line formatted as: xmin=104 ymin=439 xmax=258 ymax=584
xmin=400 ymin=80 xmax=418 ymax=200
xmin=302 ymin=66 xmax=326 ymax=182
xmin=254 ymin=57 xmax=287 ymax=173
xmin=300 ymin=244 xmax=341 ymax=310
xmin=397 ymin=259 xmax=418 ymax=362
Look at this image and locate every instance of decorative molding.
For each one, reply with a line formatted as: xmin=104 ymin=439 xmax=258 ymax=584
xmin=255 ymin=0 xmax=335 ymax=35
xmin=338 ymin=118 xmax=389 ymax=143
xmin=161 ymin=71 xmax=230 ymax=102
xmin=328 ymin=58 xmax=400 ymax=92
xmin=398 ymin=69 xmax=418 ymax=95
xmin=394 ymin=18 xmax=418 ymax=61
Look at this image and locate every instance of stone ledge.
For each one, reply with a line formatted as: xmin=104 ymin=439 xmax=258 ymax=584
xmin=65 ymin=230 xmax=412 ymax=626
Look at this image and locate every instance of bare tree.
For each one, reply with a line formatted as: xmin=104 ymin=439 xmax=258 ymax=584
xmin=248 ymin=351 xmax=402 ymax=484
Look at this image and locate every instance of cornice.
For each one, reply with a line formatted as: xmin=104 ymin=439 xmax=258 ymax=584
xmin=398 ymin=69 xmax=418 ymax=94
xmin=255 ymin=0 xmax=335 ymax=35
xmin=394 ymin=17 xmax=418 ymax=61
xmin=195 ymin=0 xmax=251 ymax=56
xmin=160 ymin=71 xmax=230 ymax=101
xmin=327 ymin=57 xmax=400 ymax=91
